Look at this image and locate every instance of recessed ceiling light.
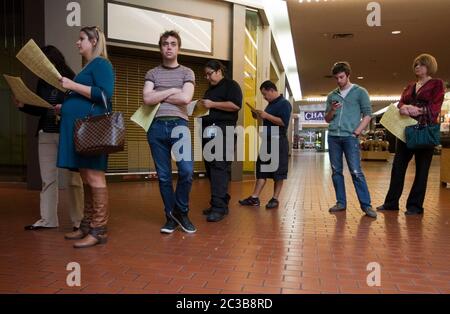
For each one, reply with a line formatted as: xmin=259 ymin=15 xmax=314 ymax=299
xmin=392 ymin=30 xmax=401 ymax=35
xmin=357 ymin=76 xmax=364 ymax=80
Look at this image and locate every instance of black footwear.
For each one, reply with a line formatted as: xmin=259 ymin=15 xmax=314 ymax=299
xmin=203 ymin=207 xmax=229 ymax=215
xmin=171 ymin=211 xmax=197 ymax=233
xmin=202 ymin=207 xmax=212 ymax=215
xmin=328 ymin=204 xmax=346 ymax=213
xmin=24 ymin=225 xmax=56 ymax=231
xmin=239 ymin=196 xmax=260 ymax=206
xmin=204 ymin=194 xmax=231 ymax=215
xmin=362 ymin=207 xmax=377 ymax=218
xmin=160 ymin=216 xmax=179 ymax=234
xmin=376 ymin=205 xmax=399 ymax=211
xmin=405 ymin=209 xmax=424 ymax=216
xmin=266 ymin=198 xmax=279 ymax=209
xmin=206 ymin=211 xmax=226 ymax=222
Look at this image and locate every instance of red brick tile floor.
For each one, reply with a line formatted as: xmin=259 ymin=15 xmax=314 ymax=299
xmin=0 ymin=151 xmax=449 ymax=294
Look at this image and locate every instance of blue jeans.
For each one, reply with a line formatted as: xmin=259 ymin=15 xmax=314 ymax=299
xmin=147 ymin=118 xmax=193 ymax=215
xmin=328 ymin=135 xmax=371 ymax=210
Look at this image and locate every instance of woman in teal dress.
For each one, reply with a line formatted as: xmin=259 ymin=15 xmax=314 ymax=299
xmin=58 ymin=26 xmax=115 ymax=249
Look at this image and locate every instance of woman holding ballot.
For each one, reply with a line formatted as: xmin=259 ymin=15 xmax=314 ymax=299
xmin=13 ymin=45 xmax=84 ymax=232
xmin=58 ymin=26 xmax=115 ymax=248
xmin=200 ymin=60 xmax=242 ymax=222
xmin=377 ymin=54 xmax=445 ymax=215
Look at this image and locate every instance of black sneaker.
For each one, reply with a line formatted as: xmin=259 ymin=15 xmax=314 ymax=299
xmin=203 ymin=207 xmax=229 ymax=215
xmin=239 ymin=196 xmax=260 ymax=206
xmin=171 ymin=211 xmax=197 ymax=233
xmin=328 ymin=203 xmax=346 ymax=213
xmin=202 ymin=207 xmax=212 ymax=215
xmin=206 ymin=211 xmax=226 ymax=222
xmin=265 ymin=198 xmax=279 ymax=209
xmin=405 ymin=209 xmax=424 ymax=216
xmin=160 ymin=216 xmax=178 ymax=234
xmin=376 ymin=204 xmax=399 ymax=211
xmin=362 ymin=206 xmax=377 ymax=218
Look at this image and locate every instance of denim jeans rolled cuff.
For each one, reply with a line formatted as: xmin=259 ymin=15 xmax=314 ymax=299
xmin=147 ymin=118 xmax=193 ymax=215
xmin=328 ymin=135 xmax=371 ymax=210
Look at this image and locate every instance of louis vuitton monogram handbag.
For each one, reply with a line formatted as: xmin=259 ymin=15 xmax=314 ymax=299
xmin=74 ymin=92 xmax=125 ymax=156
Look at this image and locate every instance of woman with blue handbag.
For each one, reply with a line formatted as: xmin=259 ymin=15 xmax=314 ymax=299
xmin=377 ymin=54 xmax=445 ymax=215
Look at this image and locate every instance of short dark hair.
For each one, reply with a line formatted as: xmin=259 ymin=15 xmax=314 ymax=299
xmin=260 ymin=80 xmax=278 ymax=91
xmin=413 ymin=53 xmax=438 ymax=75
xmin=205 ymin=60 xmax=227 ymax=75
xmin=332 ymin=62 xmax=351 ymax=76
xmin=159 ymin=30 xmax=181 ymax=48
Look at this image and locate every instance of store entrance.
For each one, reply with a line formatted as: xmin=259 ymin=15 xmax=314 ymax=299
xmin=297 ymin=128 xmax=328 ymax=152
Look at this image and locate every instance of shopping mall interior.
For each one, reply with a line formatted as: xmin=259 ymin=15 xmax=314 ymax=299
xmin=0 ymin=0 xmax=449 ymax=296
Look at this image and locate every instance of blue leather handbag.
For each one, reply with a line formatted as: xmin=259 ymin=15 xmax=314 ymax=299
xmin=405 ymin=123 xmax=440 ymax=149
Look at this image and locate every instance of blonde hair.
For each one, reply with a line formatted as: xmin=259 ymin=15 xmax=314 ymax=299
xmin=80 ymin=26 xmax=108 ymax=60
xmin=413 ymin=53 xmax=438 ymax=75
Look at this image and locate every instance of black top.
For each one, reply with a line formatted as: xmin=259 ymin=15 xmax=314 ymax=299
xmin=19 ymin=79 xmax=67 ymax=135
xmin=263 ymin=94 xmax=292 ymax=137
xmin=201 ymin=78 xmax=243 ymax=127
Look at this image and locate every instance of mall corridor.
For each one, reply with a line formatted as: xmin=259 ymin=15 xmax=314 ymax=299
xmin=0 ymin=152 xmax=449 ymax=294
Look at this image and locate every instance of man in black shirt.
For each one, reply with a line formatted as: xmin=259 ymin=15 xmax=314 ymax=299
xmin=239 ymin=81 xmax=292 ymax=209
xmin=200 ymin=60 xmax=243 ymax=222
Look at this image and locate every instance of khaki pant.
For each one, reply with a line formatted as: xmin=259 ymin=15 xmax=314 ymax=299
xmin=32 ymin=132 xmax=84 ymax=228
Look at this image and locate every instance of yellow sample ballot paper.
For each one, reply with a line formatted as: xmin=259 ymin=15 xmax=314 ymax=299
xmin=246 ymin=102 xmax=260 ymax=120
xmin=130 ymin=104 xmax=161 ymax=132
xmin=16 ymin=39 xmax=66 ymax=93
xmin=187 ymin=100 xmax=209 ymax=118
xmin=3 ymin=75 xmax=52 ymax=109
xmin=380 ymin=104 xmax=417 ymax=143
xmin=246 ymin=102 xmax=258 ymax=113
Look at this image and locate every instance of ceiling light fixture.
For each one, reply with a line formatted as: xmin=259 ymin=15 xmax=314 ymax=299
xmin=357 ymin=76 xmax=364 ymax=80
xmin=391 ymin=30 xmax=401 ymax=35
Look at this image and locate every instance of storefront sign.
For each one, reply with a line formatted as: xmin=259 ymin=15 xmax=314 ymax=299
xmin=304 ymin=111 xmax=325 ymax=121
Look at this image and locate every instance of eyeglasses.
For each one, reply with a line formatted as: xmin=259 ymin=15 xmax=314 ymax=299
xmin=90 ymin=26 xmax=100 ymax=39
xmin=204 ymin=70 xmax=216 ymax=79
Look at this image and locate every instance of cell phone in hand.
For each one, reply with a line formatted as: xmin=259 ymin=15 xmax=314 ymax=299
xmin=332 ymin=100 xmax=342 ymax=109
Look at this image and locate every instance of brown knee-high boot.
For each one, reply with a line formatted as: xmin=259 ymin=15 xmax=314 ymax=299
xmin=73 ymin=187 xmax=109 ymax=248
xmin=65 ymin=184 xmax=93 ymax=240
